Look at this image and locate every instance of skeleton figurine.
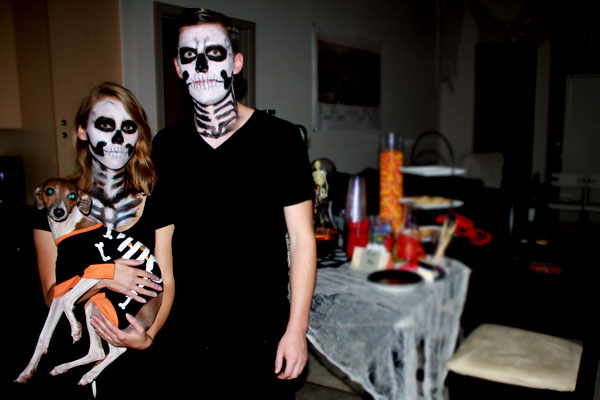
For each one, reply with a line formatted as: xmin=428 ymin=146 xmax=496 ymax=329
xmin=175 ymin=23 xmax=238 ymax=138
xmin=77 ymin=98 xmax=144 ymax=230
xmin=311 ymin=158 xmax=338 ymax=241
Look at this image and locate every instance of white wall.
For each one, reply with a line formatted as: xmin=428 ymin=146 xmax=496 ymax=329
xmin=120 ymin=0 xmax=438 ymax=174
xmin=563 ymin=75 xmax=600 ymax=175
xmin=439 ymin=7 xmax=477 ymax=166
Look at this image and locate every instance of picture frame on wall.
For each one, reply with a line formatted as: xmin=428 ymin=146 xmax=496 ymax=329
xmin=312 ymin=26 xmax=381 ymax=131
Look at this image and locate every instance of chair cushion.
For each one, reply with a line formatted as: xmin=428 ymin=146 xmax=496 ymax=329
xmin=446 ymin=324 xmax=583 ymax=392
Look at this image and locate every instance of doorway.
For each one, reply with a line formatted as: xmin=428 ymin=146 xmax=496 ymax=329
xmin=473 ymin=42 xmax=538 ymax=202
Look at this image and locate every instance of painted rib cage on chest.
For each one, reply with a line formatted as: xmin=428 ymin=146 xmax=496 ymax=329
xmin=90 ymin=170 xmax=142 ymax=229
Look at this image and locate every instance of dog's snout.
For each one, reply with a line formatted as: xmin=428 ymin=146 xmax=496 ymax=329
xmin=53 ymin=208 xmax=65 ymax=219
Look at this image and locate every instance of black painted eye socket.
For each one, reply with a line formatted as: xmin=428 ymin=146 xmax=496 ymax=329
xmin=179 ymin=47 xmax=197 ymax=63
xmin=94 ymin=117 xmax=116 ymax=132
xmin=45 ymin=188 xmax=55 ymax=196
xmin=68 ymin=192 xmax=77 ymax=201
xmin=121 ymin=120 xmax=138 ymax=134
xmin=205 ymin=45 xmax=227 ymax=62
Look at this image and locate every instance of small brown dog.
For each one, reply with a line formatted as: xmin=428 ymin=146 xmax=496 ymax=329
xmin=16 ymin=178 xmax=162 ymax=387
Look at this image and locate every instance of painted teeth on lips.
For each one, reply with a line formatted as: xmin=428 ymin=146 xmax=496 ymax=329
xmin=191 ymin=76 xmax=223 ymax=89
xmin=105 ymin=148 xmax=128 ymax=158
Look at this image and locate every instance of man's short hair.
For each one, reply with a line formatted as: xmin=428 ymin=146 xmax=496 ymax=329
xmin=175 ymin=8 xmax=241 ymax=54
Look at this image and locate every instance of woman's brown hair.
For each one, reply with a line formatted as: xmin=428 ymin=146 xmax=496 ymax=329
xmin=71 ymin=82 xmax=156 ymax=195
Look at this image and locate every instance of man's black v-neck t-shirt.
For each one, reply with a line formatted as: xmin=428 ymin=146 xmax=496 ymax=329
xmin=152 ymin=110 xmax=313 ymax=342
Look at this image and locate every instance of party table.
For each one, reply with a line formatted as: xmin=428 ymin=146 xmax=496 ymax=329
xmin=307 ymin=258 xmax=470 ymax=400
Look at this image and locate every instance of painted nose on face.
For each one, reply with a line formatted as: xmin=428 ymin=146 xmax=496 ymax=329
xmin=195 ymin=54 xmax=209 ymax=73
xmin=112 ymin=130 xmax=124 ymax=145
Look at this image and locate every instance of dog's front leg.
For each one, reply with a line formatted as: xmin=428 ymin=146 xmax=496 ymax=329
xmin=15 ymin=297 xmax=65 ymax=383
xmin=50 ymin=300 xmax=106 ymax=377
xmin=63 ymin=278 xmax=100 ymax=342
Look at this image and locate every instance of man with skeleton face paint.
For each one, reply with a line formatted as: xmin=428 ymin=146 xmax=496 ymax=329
xmin=152 ymin=8 xmax=316 ymax=399
xmin=175 ymin=20 xmax=239 ymax=139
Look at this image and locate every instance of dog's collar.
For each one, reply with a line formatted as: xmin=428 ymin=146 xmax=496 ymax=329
xmin=55 ymin=223 xmax=104 ymax=246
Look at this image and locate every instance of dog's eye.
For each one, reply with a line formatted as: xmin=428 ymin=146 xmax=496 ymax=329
xmin=45 ymin=188 xmax=54 ymax=196
xmin=68 ymin=192 xmax=77 ymax=201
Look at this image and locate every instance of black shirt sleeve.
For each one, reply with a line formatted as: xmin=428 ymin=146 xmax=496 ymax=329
xmin=269 ymin=115 xmax=314 ymax=207
xmin=31 ymin=206 xmax=50 ymax=231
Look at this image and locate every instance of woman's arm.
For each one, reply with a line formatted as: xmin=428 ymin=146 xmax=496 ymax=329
xmin=275 ymin=200 xmax=317 ymax=379
xmin=91 ymin=224 xmax=175 ymax=350
xmin=33 ymin=228 xmax=162 ymax=306
xmin=34 ymin=229 xmax=57 ymax=307
xmin=92 ymin=259 xmax=163 ymax=303
xmin=146 ymin=224 xmax=175 ymax=341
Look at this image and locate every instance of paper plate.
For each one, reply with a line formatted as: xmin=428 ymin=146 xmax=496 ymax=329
xmin=367 ymin=270 xmax=423 ymax=292
xmin=400 ymin=166 xmax=465 ymax=177
xmin=400 ymin=196 xmax=464 ymax=210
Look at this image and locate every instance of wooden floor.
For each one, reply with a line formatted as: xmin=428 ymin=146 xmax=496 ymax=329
xmin=296 ymin=348 xmax=365 ymax=399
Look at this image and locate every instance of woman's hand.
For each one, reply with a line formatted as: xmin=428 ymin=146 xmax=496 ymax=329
xmin=99 ymin=259 xmax=162 ymax=304
xmin=90 ymin=312 xmax=152 ymax=350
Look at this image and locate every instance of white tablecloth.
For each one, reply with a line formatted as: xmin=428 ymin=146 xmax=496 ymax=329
xmin=307 ymin=259 xmax=471 ymax=400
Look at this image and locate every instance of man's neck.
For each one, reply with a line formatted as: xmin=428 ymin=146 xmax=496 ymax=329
xmin=194 ymin=98 xmax=255 ymax=149
xmin=192 ymin=90 xmax=238 ymax=139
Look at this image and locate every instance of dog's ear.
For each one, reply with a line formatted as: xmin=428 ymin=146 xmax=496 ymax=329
xmin=34 ymin=186 xmax=45 ymax=210
xmin=78 ymin=191 xmax=92 ymax=215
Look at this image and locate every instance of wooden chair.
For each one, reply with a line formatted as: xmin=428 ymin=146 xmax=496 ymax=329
xmin=447 ymin=324 xmax=581 ymax=387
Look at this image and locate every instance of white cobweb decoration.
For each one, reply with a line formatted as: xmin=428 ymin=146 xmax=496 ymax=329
xmin=306 ymin=259 xmax=470 ymax=400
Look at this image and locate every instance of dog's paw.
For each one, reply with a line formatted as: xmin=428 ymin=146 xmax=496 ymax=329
xmin=50 ymin=364 xmax=69 ymax=376
xmin=78 ymin=372 xmax=97 ymax=386
xmin=14 ymin=370 xmax=33 ymax=383
xmin=71 ymin=322 xmax=82 ymax=342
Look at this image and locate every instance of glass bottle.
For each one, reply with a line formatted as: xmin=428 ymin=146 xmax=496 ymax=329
xmin=345 ymin=175 xmax=369 ymax=258
xmin=392 ymin=201 xmax=425 ymax=270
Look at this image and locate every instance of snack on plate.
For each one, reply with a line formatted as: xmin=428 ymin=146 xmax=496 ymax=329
xmin=418 ymin=225 xmax=441 ymax=241
xmin=413 ymin=196 xmax=452 ymax=207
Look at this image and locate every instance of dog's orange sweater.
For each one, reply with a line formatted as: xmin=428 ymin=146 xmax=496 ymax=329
xmin=52 ymin=223 xmax=115 ymax=298
xmin=53 ymin=263 xmax=115 ymax=298
xmin=50 ymin=222 xmax=161 ymax=329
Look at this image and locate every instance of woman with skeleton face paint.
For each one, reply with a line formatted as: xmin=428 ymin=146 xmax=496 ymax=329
xmin=151 ymin=8 xmax=317 ymax=398
xmin=74 ymin=89 xmax=149 ymax=229
xmin=30 ymin=83 xmax=175 ymax=398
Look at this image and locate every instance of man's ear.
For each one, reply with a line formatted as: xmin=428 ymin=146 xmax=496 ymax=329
xmin=174 ymin=58 xmax=183 ymax=79
xmin=233 ymin=52 xmax=244 ymax=75
xmin=78 ymin=191 xmax=92 ymax=215
xmin=34 ymin=185 xmax=45 ymax=210
xmin=77 ymin=126 xmax=88 ymax=141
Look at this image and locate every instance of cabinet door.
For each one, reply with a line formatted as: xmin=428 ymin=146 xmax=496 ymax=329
xmin=46 ymin=0 xmax=122 ymax=177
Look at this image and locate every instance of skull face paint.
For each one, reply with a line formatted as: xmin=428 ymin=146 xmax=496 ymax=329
xmin=177 ymin=24 xmax=235 ymax=106
xmin=85 ymin=98 xmax=139 ymax=170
